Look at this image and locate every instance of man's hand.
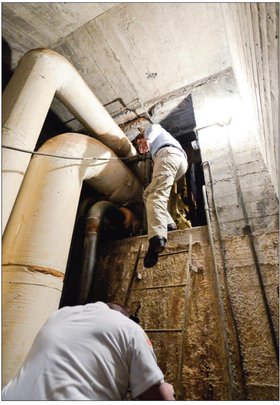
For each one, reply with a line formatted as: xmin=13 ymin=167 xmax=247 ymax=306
xmin=137 ymin=138 xmax=150 ymax=154
xmin=138 ymin=382 xmax=175 ymax=400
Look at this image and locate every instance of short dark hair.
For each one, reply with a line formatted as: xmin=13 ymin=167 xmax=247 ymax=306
xmin=132 ymin=132 xmax=144 ymax=148
xmin=107 ymin=302 xmax=128 ymax=316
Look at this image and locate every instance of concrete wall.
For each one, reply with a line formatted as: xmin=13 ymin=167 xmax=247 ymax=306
xmin=222 ymin=3 xmax=279 ymax=197
xmin=50 ymin=2 xmax=230 ymax=124
xmin=198 ymin=126 xmax=279 ymax=399
xmin=194 ymin=68 xmax=279 ymax=399
xmin=2 ymin=2 xmax=117 ymax=68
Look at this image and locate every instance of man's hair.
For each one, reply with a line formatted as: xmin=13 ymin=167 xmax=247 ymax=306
xmin=107 ymin=302 xmax=129 ymax=316
xmin=132 ymin=132 xmax=144 ymax=148
xmin=137 ymin=126 xmax=145 ymax=133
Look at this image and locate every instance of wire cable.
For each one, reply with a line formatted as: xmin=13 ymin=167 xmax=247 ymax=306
xmin=2 ymin=144 xmax=148 ymax=163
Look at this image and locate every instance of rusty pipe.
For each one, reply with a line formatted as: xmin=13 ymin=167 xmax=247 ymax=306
xmin=76 ymin=201 xmax=126 ymax=305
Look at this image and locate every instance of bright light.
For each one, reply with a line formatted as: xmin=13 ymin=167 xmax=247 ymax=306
xmin=195 ymin=92 xmax=258 ymax=150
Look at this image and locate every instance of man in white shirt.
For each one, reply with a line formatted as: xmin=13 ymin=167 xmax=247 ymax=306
xmin=136 ymin=123 xmax=188 ymax=268
xmin=2 ymin=302 xmax=174 ymax=400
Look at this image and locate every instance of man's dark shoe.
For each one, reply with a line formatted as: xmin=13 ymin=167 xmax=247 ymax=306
xmin=144 ymin=236 xmax=166 ymax=268
xmin=167 ymin=223 xmax=177 ymax=231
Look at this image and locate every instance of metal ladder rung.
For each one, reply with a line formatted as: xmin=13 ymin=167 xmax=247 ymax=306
xmin=139 ymin=248 xmax=190 ymax=259
xmin=130 ymin=282 xmax=186 ymax=292
xmin=144 ymin=328 xmax=184 ymax=333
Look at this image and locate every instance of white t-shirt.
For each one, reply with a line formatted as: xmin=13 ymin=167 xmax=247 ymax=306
xmin=2 ymin=302 xmax=164 ymax=400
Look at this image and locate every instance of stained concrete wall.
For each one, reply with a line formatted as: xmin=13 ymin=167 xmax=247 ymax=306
xmin=95 ymin=227 xmax=234 ymax=400
xmin=94 ymin=225 xmax=278 ymax=400
xmin=197 ymin=127 xmax=279 ymax=400
xmin=194 ymin=69 xmax=279 ymax=399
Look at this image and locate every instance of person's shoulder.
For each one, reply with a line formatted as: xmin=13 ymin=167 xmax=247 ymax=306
xmin=145 ymin=123 xmax=161 ymax=136
xmin=151 ymin=123 xmax=162 ymax=130
xmin=52 ymin=302 xmax=109 ymax=321
xmin=126 ymin=320 xmax=154 ymax=347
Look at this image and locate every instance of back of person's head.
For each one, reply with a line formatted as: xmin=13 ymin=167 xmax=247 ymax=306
xmin=107 ymin=302 xmax=129 ymax=316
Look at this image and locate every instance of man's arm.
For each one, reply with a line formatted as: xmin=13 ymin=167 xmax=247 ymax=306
xmin=138 ymin=382 xmax=175 ymax=400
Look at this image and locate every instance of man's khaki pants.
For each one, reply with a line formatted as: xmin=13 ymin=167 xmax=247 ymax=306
xmin=143 ymin=147 xmax=188 ymax=241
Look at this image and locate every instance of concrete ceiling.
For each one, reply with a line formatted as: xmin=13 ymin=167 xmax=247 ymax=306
xmin=2 ymin=2 xmax=231 ymax=131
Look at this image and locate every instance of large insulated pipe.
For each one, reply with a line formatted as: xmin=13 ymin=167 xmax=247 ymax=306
xmin=2 ymin=48 xmax=138 ymax=232
xmin=2 ymin=132 xmax=142 ymax=385
xmin=76 ymin=201 xmax=126 ymax=305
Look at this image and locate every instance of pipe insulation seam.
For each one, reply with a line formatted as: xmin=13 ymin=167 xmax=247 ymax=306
xmin=2 ymin=264 xmax=65 ymax=279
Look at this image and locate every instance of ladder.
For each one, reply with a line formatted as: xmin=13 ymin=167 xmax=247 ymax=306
xmin=123 ymin=234 xmax=194 ymax=400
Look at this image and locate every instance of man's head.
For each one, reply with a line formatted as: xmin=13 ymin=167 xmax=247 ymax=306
xmin=107 ymin=302 xmax=129 ymax=317
xmin=132 ymin=131 xmax=145 ymax=150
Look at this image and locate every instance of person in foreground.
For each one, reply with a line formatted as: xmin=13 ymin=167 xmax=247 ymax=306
xmin=2 ymin=301 xmax=175 ymax=401
xmin=136 ymin=123 xmax=188 ymax=268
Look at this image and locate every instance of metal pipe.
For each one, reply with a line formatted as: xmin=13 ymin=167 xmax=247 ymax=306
xmin=136 ymin=97 xmax=154 ymax=124
xmin=202 ymin=185 xmax=235 ymax=400
xmin=139 ymin=248 xmax=190 ymax=259
xmin=144 ymin=329 xmax=183 ymax=333
xmin=176 ymin=233 xmax=193 ymax=400
xmin=59 ymin=195 xmax=98 ymax=308
xmin=202 ymin=160 xmax=248 ymax=398
xmin=2 ymin=132 xmax=142 ymax=385
xmin=130 ymin=283 xmax=187 ymax=291
xmin=76 ymin=201 xmax=126 ymax=305
xmin=2 ymin=48 xmax=138 ymax=232
xmin=225 ymin=136 xmax=279 ymax=362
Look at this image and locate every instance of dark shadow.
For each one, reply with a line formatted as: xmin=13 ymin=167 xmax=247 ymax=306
xmin=59 ymin=183 xmax=132 ymax=308
xmin=158 ymin=94 xmax=196 ymax=141
xmin=2 ymin=37 xmax=13 ymax=91
xmin=59 ymin=183 xmax=101 ymax=308
xmin=35 ymin=109 xmax=72 ymax=149
xmin=184 ymin=146 xmax=207 ymax=227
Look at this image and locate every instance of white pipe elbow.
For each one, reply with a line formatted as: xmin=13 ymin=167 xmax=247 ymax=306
xmin=2 ymin=48 xmax=138 ymax=232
